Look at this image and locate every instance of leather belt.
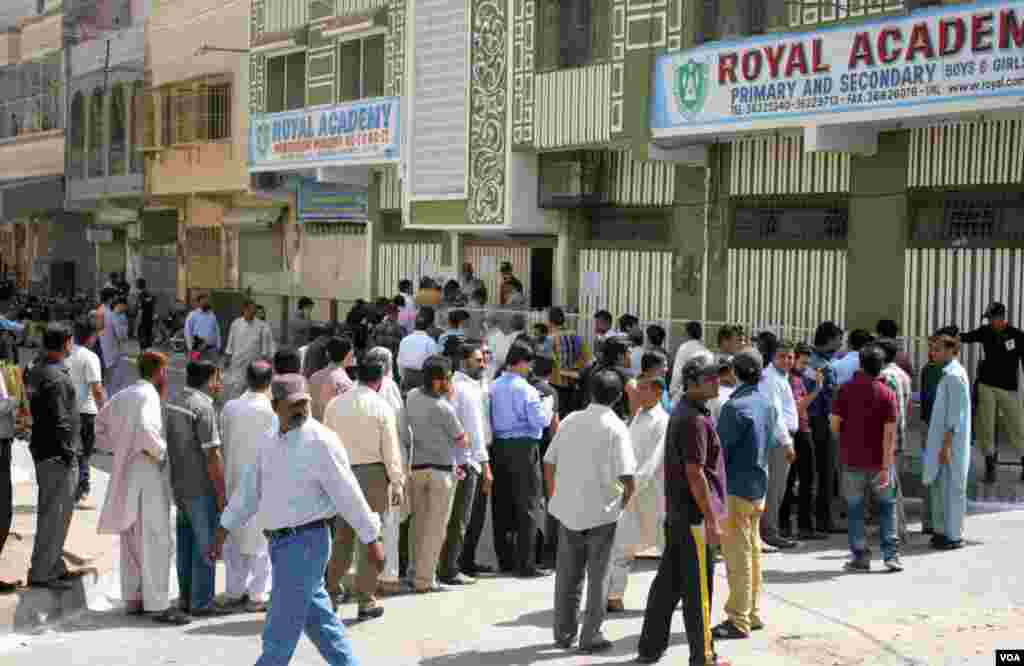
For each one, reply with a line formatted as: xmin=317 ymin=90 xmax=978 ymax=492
xmin=411 ymin=464 xmax=453 ymax=472
xmin=263 ymin=518 xmax=328 ymax=541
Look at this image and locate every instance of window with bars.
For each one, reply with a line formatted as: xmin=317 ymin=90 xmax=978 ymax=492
xmin=266 ymin=52 xmax=306 ymax=113
xmin=159 ymin=80 xmax=233 ymax=145
xmin=787 ymin=0 xmax=904 ymax=28
xmin=537 ymin=0 xmax=611 ymax=71
xmin=0 ymin=56 xmax=64 ymax=139
xmin=732 ymin=206 xmax=849 ymax=243
xmin=338 ymin=34 xmax=385 ymax=103
xmin=912 ymin=194 xmax=1024 ymax=243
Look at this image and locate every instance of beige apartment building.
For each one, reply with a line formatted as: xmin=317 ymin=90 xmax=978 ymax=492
xmin=143 ymin=0 xmax=286 ymax=325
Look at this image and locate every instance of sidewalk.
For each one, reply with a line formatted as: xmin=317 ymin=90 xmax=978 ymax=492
xmin=0 ymin=441 xmax=119 ymax=634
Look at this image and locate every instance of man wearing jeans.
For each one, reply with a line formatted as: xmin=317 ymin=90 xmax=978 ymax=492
xmin=25 ymin=324 xmax=80 ymax=590
xmin=713 ymin=351 xmax=776 ymax=640
xmin=165 ymin=360 xmax=229 ymax=616
xmin=831 ymin=345 xmax=902 ymax=573
xmin=212 ymin=373 xmax=384 ymax=666
xmin=544 ymin=370 xmax=636 ymax=654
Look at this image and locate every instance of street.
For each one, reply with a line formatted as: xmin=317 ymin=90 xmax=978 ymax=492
xmin=1 ymin=503 xmax=1021 ymax=666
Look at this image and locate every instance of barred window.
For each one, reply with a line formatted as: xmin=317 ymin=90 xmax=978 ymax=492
xmin=0 ymin=56 xmax=64 ymax=140
xmin=537 ymin=0 xmax=611 ymax=71
xmin=200 ymin=83 xmax=231 ymax=141
xmin=732 ymin=206 xmax=849 ymax=243
xmin=160 ymin=79 xmax=232 ymax=145
xmin=912 ymin=194 xmax=1024 ymax=243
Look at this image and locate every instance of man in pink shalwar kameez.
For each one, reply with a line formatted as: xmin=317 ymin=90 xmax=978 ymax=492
xmin=95 ymin=351 xmax=190 ymax=625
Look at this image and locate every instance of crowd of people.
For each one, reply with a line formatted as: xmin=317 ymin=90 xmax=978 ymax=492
xmin=0 ymin=259 xmax=1021 ymax=666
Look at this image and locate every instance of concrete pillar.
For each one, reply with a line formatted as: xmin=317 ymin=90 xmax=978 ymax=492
xmin=670 ymin=165 xmax=707 ymax=324
xmin=705 ymin=144 xmax=730 ymax=324
xmin=223 ymin=225 xmax=240 ymax=290
xmin=555 ymin=210 xmax=587 ymax=310
xmin=446 ymin=231 xmax=463 ymax=273
xmin=367 ymin=174 xmax=380 ymax=299
xmin=846 ymin=131 xmax=909 ymax=331
xmin=176 ymin=200 xmax=188 ymax=301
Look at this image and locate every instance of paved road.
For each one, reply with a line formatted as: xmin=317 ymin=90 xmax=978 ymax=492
xmin=1 ymin=505 xmax=1022 ymax=666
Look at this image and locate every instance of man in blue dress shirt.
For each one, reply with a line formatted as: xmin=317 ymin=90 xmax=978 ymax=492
xmin=184 ymin=293 xmax=222 ymax=359
xmin=489 ymin=341 xmax=552 ymax=577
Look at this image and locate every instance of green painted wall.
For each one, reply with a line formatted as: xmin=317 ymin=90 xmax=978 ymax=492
xmin=846 ymin=131 xmax=909 ymax=331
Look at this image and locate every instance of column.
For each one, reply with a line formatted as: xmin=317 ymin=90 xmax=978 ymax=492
xmin=367 ymin=173 xmax=381 ymax=300
xmin=176 ymin=200 xmax=188 ymax=302
xmin=670 ymin=165 xmax=706 ymax=326
xmin=845 ymin=131 xmax=909 ymax=331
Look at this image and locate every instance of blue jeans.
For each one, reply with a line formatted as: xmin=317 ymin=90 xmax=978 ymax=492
xmin=256 ymin=524 xmax=358 ymax=666
xmin=176 ymin=495 xmax=220 ymax=611
xmin=844 ymin=467 xmax=898 ymax=560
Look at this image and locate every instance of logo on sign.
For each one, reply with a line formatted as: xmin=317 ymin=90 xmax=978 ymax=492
xmin=674 ymin=60 xmax=709 ymax=117
xmin=254 ymin=122 xmax=272 ymax=161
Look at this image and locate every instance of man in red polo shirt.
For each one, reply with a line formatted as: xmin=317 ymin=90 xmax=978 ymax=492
xmin=831 ymin=344 xmax=901 ymax=574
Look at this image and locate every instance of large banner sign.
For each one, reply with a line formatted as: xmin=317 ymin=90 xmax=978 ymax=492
xmin=652 ymin=1 xmax=1024 ymax=137
xmin=250 ymin=97 xmax=400 ymax=170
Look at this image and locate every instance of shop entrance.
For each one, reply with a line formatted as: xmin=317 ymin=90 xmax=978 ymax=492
xmin=530 ymin=247 xmax=554 ymax=309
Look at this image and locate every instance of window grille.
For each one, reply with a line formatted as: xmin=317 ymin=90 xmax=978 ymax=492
xmin=912 ymin=194 xmax=1024 ymax=243
xmin=0 ymin=57 xmax=64 ymax=140
xmin=733 ymin=206 xmax=849 ymax=243
xmin=159 ymin=79 xmax=232 ymax=145
xmin=537 ymin=0 xmax=610 ymax=72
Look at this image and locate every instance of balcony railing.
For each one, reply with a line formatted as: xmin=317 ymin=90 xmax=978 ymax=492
xmin=534 ymin=63 xmax=611 ymax=150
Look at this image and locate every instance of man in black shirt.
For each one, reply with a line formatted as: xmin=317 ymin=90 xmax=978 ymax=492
xmin=961 ymin=302 xmax=1024 ymax=483
xmin=24 ymin=324 xmax=80 ymax=590
xmin=135 ymin=279 xmax=156 ymax=350
xmin=637 ymin=356 xmax=730 ymax=666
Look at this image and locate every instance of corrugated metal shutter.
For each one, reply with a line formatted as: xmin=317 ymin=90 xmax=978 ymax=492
xmin=377 ymin=241 xmax=443 ymax=297
xmin=534 ymin=64 xmax=611 ymax=150
xmin=577 ymin=247 xmax=673 ymax=328
xmin=463 ymin=244 xmax=532 ymax=306
xmin=904 ymin=247 xmax=1024 ymax=377
xmin=908 ymin=117 xmax=1024 ymax=188
xmin=730 ymin=135 xmax=850 ymax=196
xmin=727 ymin=248 xmax=847 ymax=338
xmin=300 ymin=224 xmax=368 ymax=300
xmin=138 ymin=244 xmax=177 ymax=309
xmin=186 ymin=226 xmax=223 ymax=289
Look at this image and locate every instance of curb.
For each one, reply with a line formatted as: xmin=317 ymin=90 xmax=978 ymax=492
xmin=0 ymin=566 xmax=118 ymax=635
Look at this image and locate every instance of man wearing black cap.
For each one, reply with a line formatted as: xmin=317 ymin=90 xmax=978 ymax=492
xmin=636 ymin=356 xmax=729 ymax=666
xmin=961 ymin=302 xmax=1024 ymax=483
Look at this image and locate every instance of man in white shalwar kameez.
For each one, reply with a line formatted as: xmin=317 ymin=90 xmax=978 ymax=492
xmin=223 ymin=300 xmax=275 ymax=401
xmin=220 ymin=359 xmax=276 ymax=611
xmin=607 ymin=375 xmax=669 ymax=612
xmin=95 ymin=351 xmax=190 ymax=624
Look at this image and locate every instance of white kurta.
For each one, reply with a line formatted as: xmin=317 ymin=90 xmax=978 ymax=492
xmin=220 ymin=390 xmax=276 ymax=554
xmin=224 ymin=318 xmax=275 ymax=399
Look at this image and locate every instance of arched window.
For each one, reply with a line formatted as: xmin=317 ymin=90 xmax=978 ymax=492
xmin=89 ymin=88 xmax=105 ymax=177
xmin=110 ymin=85 xmax=126 ymax=175
xmin=69 ymin=92 xmax=85 ymax=178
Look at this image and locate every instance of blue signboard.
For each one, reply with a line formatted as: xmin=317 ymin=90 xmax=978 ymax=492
xmin=651 ymin=0 xmax=1024 ymax=138
xmin=298 ymin=180 xmax=369 ymax=222
xmin=250 ymin=97 xmax=400 ymax=171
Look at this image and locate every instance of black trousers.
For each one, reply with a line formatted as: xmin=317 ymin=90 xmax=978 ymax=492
xmin=490 ymin=438 xmax=544 ymax=574
xmin=138 ymin=322 xmax=154 ymax=351
xmin=810 ymin=415 xmax=836 ymax=531
xmin=638 ymin=521 xmax=717 ymax=665
xmin=0 ymin=439 xmax=11 ymax=560
xmin=459 ymin=453 xmax=490 ymax=572
xmin=77 ymin=413 xmax=96 ymax=499
xmin=780 ymin=429 xmax=815 ymax=531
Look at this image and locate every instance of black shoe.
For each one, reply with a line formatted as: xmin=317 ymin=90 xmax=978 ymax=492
xmin=922 ymin=527 xmax=934 ymax=536
xmin=462 ymin=563 xmax=494 ymax=576
xmin=518 ymin=568 xmax=553 ymax=579
xmin=930 ymin=533 xmax=947 ymax=548
xmin=555 ymin=638 xmax=575 ymax=650
xmin=844 ymin=551 xmax=871 ymax=573
xmin=579 ymin=638 xmax=614 ymax=653
xmin=191 ymin=605 xmax=233 ymax=617
xmin=799 ymin=529 xmax=829 ymax=541
xmin=985 ymin=455 xmax=997 ymax=484
xmin=779 ymin=526 xmax=794 ymax=540
xmin=763 ymin=535 xmax=797 ymax=549
xmin=357 ymin=605 xmax=384 ymax=620
xmin=934 ymin=538 xmax=965 ymax=551
xmin=635 ymin=653 xmax=663 ymax=664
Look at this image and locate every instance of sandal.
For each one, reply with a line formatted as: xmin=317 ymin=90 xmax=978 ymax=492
xmin=0 ymin=580 xmax=21 ymax=594
xmin=152 ymin=608 xmax=192 ymax=625
xmin=712 ymin=621 xmax=750 ymax=640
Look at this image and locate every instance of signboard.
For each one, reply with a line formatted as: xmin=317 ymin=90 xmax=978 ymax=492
xmin=298 ymin=180 xmax=369 ymax=222
xmin=250 ymin=97 xmax=400 ymax=171
xmin=652 ymin=1 xmax=1024 ymax=137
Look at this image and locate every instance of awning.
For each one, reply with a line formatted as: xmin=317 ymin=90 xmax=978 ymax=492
xmin=223 ymin=207 xmax=283 ymax=228
xmin=0 ymin=175 xmax=64 ymax=220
